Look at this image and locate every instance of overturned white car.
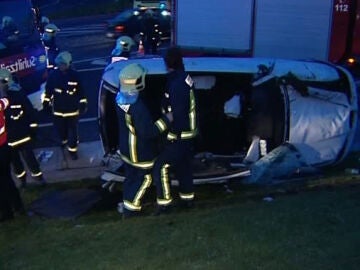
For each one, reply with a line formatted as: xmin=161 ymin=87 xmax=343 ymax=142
xmin=98 ymin=57 xmax=358 ymax=186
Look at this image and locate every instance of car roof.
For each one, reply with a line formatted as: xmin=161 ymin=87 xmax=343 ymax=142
xmin=103 ymin=56 xmax=343 ymax=86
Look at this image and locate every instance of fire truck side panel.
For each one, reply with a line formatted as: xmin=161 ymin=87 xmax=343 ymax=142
xmin=174 ymin=0 xmax=253 ymax=54
xmin=0 ymin=0 xmax=47 ymax=98
xmin=172 ymin=0 xmax=360 ymax=62
xmin=253 ymin=0 xmax=333 ymax=60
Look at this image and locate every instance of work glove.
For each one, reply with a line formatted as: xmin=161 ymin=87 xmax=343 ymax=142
xmin=42 ymin=100 xmax=52 ymax=114
xmin=79 ymin=102 xmax=88 ymax=115
xmin=29 ymin=126 xmax=38 ymax=140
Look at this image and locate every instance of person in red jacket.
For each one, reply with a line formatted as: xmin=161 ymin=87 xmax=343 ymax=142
xmin=0 ymin=68 xmax=46 ymax=188
xmin=0 ymin=78 xmax=24 ymax=222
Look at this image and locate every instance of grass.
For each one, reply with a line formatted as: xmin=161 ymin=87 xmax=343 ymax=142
xmin=1 ymin=163 xmax=360 ymax=269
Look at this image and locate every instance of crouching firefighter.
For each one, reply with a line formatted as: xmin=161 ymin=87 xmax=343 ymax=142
xmin=43 ymin=51 xmax=88 ymax=160
xmin=115 ymin=63 xmax=173 ymax=218
xmin=0 ymin=68 xmax=45 ymax=187
xmin=152 ymin=46 xmax=198 ymax=214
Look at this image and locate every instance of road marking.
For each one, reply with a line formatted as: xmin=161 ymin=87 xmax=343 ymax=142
xmin=73 ymin=57 xmax=107 ymax=64
xmin=57 ymin=24 xmax=106 ymax=36
xmin=39 ymin=117 xmax=98 ymax=128
xmin=91 ymin=59 xmax=109 ymax=66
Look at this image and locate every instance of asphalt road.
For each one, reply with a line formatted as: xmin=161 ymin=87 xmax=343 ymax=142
xmin=34 ymin=14 xmax=171 ymax=148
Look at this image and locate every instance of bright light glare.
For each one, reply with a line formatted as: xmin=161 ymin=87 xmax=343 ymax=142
xmin=347 ymin=58 xmax=356 ymax=64
xmin=161 ymin=10 xmax=170 ymax=16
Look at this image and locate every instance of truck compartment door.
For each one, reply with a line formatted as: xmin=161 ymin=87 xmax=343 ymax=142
xmin=253 ymin=0 xmax=333 ymax=60
xmin=174 ymin=0 xmax=254 ymax=54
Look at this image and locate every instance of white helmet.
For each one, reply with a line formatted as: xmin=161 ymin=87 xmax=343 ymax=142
xmin=41 ymin=16 xmax=50 ymax=25
xmin=119 ymin=63 xmax=146 ymax=93
xmin=116 ymin=36 xmax=135 ymax=52
xmin=144 ymin=9 xmax=155 ymax=17
xmin=44 ymin=23 xmax=59 ymax=34
xmin=55 ymin=51 xmax=72 ymax=67
xmin=2 ymin=16 xmax=14 ymax=28
xmin=0 ymin=68 xmax=13 ymax=84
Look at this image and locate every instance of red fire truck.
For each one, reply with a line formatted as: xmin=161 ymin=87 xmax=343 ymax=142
xmin=0 ymin=0 xmax=47 ymax=110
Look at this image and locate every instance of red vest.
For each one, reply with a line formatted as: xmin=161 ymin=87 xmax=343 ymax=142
xmin=0 ymin=98 xmax=9 ymax=146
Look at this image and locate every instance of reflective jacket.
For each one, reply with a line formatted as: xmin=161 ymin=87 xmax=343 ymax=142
xmin=162 ymin=70 xmax=197 ymax=141
xmin=0 ymin=97 xmax=9 ymax=146
xmin=117 ymin=98 xmax=170 ymax=169
xmin=5 ymin=87 xmax=38 ymax=147
xmin=44 ymin=68 xmax=87 ymax=117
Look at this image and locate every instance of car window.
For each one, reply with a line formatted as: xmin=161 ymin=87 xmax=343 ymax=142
xmin=115 ymin=9 xmax=136 ymax=21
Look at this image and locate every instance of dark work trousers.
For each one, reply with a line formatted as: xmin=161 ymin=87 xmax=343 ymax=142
xmin=54 ymin=115 xmax=79 ymax=150
xmin=123 ymin=163 xmax=152 ymax=212
xmin=0 ymin=144 xmax=24 ymax=219
xmin=10 ymin=141 xmax=42 ymax=178
xmin=143 ymin=34 xmax=158 ymax=55
xmin=153 ymin=140 xmax=194 ymax=204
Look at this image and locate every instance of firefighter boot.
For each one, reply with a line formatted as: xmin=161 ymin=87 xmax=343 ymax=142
xmin=19 ymin=175 xmax=27 ymax=189
xmin=35 ymin=175 xmax=47 ymax=186
xmin=178 ymin=199 xmax=195 ymax=210
xmin=68 ymin=151 xmax=78 ymax=160
xmin=153 ymin=204 xmax=173 ymax=216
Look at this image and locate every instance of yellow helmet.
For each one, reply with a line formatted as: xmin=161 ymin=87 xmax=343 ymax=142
xmin=117 ymin=36 xmax=135 ymax=52
xmin=119 ymin=63 xmax=146 ymax=93
xmin=55 ymin=51 xmax=72 ymax=67
xmin=0 ymin=68 xmax=13 ymax=84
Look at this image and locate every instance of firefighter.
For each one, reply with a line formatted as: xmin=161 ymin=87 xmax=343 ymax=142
xmin=0 ymin=68 xmax=46 ymax=188
xmin=0 ymin=76 xmax=24 ymax=222
xmin=42 ymin=23 xmax=60 ymax=71
xmin=39 ymin=16 xmax=50 ymax=34
xmin=140 ymin=9 xmax=161 ymax=54
xmin=111 ymin=35 xmax=136 ymax=58
xmin=116 ymin=63 xmax=172 ymax=218
xmin=0 ymin=16 xmax=19 ymax=44
xmin=152 ymin=46 xmax=198 ymax=214
xmin=43 ymin=51 xmax=88 ymax=160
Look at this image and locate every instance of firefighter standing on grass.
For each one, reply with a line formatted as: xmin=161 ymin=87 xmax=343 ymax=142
xmin=152 ymin=46 xmax=198 ymax=215
xmin=0 ymin=78 xmax=24 ymax=222
xmin=0 ymin=68 xmax=46 ymax=188
xmin=43 ymin=51 xmax=88 ymax=160
xmin=116 ymin=63 xmax=172 ymax=218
